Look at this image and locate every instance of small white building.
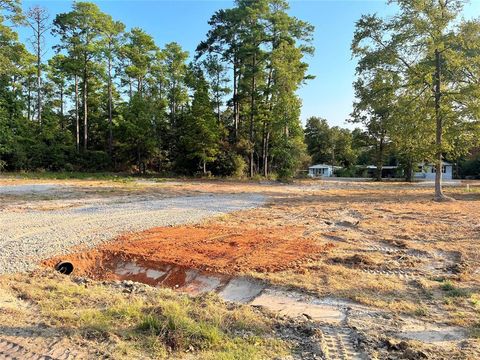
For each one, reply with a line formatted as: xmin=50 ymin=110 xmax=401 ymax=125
xmin=308 ymin=164 xmax=340 ymax=178
xmin=414 ymin=161 xmax=453 ymax=180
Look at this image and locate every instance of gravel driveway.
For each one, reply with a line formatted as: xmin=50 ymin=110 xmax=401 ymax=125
xmin=0 ymin=192 xmax=264 ymax=274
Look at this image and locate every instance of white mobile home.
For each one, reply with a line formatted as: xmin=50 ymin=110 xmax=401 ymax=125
xmin=308 ymin=164 xmax=340 ymax=178
xmin=414 ymin=161 xmax=453 ymax=180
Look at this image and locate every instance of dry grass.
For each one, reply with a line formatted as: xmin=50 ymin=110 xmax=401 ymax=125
xmin=3 ymin=177 xmax=480 ymax=357
xmin=196 ymin=180 xmax=480 ymax=330
xmin=0 ymin=271 xmax=288 ymax=359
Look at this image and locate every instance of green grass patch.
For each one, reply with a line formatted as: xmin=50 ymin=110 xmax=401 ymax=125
xmin=7 ymin=273 xmax=287 ymax=359
xmin=0 ymin=171 xmax=136 ymax=182
xmin=441 ymin=280 xmax=470 ymax=298
xmin=413 ymin=306 xmax=429 ymax=317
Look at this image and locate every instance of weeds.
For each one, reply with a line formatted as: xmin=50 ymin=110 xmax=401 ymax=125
xmin=414 ymin=307 xmax=429 ymax=317
xmin=0 ymin=171 xmax=135 ymax=181
xmin=441 ymin=281 xmax=470 ymax=298
xmin=470 ymin=323 xmax=480 ymax=339
xmin=4 ymin=272 xmax=286 ymax=359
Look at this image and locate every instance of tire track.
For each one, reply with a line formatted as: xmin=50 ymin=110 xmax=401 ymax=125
xmin=361 ymin=268 xmax=423 ymax=279
xmin=0 ymin=338 xmax=54 ymax=360
xmin=318 ymin=326 xmax=364 ymax=360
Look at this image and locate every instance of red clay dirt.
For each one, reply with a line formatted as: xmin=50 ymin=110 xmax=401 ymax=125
xmin=44 ymin=224 xmax=331 ymax=281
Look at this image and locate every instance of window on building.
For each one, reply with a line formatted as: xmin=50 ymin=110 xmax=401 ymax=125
xmin=430 ymin=165 xmax=447 ymax=173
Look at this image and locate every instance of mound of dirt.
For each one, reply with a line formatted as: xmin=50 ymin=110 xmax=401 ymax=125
xmin=44 ymin=224 xmax=332 ymax=278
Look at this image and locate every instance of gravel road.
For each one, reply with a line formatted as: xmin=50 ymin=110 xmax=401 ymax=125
xmin=0 ymin=191 xmax=264 ymax=274
xmin=0 ymin=184 xmax=61 ymax=194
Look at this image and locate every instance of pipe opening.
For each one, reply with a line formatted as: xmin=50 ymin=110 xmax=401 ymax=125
xmin=55 ymin=261 xmax=74 ymax=275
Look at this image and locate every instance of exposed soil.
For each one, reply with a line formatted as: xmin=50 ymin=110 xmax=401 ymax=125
xmin=3 ymin=177 xmax=480 ymax=359
xmin=0 ymin=191 xmax=264 ymax=274
xmin=44 ymin=224 xmax=331 ymax=279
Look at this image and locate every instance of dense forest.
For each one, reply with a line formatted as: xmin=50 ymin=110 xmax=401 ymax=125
xmin=0 ymin=0 xmax=313 ymax=178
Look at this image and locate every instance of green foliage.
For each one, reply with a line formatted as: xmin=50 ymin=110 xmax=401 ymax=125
xmin=3 ymin=0 xmax=478 ymax=181
xmin=177 ymin=67 xmax=220 ymax=174
xmin=459 ymin=153 xmax=480 ymax=179
xmin=441 ymin=281 xmax=470 ymax=298
xmin=305 ymin=117 xmax=357 ymax=167
xmin=197 ymin=0 xmax=314 ymax=179
xmin=352 ymin=0 xmax=480 ymax=188
xmin=0 ymin=0 xmax=315 ymax=179
xmin=335 ymin=166 xmax=366 ymax=178
xmin=212 ymin=149 xmax=247 ymax=177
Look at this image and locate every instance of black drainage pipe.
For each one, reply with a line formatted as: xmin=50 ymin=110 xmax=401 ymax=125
xmin=55 ymin=261 xmax=74 ymax=275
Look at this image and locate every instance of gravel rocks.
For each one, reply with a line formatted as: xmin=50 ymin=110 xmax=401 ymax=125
xmin=0 ymin=193 xmax=264 ymax=274
xmin=0 ymin=184 xmax=61 ymax=194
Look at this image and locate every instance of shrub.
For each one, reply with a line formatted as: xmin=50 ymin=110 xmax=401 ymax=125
xmin=212 ymin=150 xmax=246 ymax=177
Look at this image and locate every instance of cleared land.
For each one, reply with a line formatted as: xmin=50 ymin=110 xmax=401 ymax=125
xmin=0 ymin=181 xmax=263 ymax=274
xmin=1 ymin=177 xmax=480 ymax=359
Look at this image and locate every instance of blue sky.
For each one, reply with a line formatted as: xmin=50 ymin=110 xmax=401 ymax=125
xmin=20 ymin=0 xmax=480 ymax=128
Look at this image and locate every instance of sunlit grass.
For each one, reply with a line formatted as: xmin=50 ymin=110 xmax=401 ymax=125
xmin=6 ymin=272 xmax=287 ymax=359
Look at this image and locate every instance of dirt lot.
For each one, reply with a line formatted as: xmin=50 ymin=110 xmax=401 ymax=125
xmin=1 ymin=177 xmax=480 ymax=359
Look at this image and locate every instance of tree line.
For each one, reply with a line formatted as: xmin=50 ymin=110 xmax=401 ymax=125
xmin=0 ymin=0 xmax=313 ymax=178
xmin=306 ymin=0 xmax=480 ymax=198
xmin=304 ymin=116 xmax=476 ymax=179
xmin=2 ymin=0 xmax=480 ymax=194
xmin=349 ymin=0 xmax=480 ymax=200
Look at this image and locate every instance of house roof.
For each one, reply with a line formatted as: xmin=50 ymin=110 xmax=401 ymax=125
xmin=309 ymin=164 xmax=343 ymax=169
xmin=418 ymin=161 xmax=452 ymax=166
xmin=366 ymin=165 xmax=398 ymax=169
xmin=309 ymin=164 xmax=332 ymax=169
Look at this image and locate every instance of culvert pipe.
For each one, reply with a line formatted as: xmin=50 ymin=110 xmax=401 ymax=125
xmin=55 ymin=261 xmax=74 ymax=275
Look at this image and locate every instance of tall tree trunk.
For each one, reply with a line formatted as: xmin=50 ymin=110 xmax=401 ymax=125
xmin=60 ymin=87 xmax=64 ymax=130
xmin=75 ymin=75 xmax=80 ymax=152
xmin=27 ymin=81 xmax=31 ymax=121
xmin=36 ymin=21 xmax=42 ymax=125
xmin=405 ymin=159 xmax=413 ymax=182
xmin=216 ymin=72 xmax=221 ymax=124
xmin=263 ymin=60 xmax=274 ymax=179
xmin=10 ymin=76 xmax=17 ymax=121
xmin=434 ymin=48 xmax=446 ymax=201
xmin=83 ymin=62 xmax=88 ymax=151
xmin=108 ymin=55 xmax=113 ymax=155
xmin=263 ymin=130 xmax=270 ymax=178
xmin=262 ymin=121 xmax=267 ymax=176
xmin=376 ymin=137 xmax=384 ymax=181
xmin=233 ymin=59 xmax=239 ymax=142
xmin=138 ymin=76 xmax=143 ymax=97
xmin=249 ymin=52 xmax=256 ymax=178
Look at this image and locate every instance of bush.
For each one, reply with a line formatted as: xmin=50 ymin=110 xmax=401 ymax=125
xmin=459 ymin=155 xmax=480 ymax=179
xmin=211 ymin=150 xmax=246 ymax=177
xmin=335 ymin=166 xmax=356 ymax=177
xmin=335 ymin=166 xmax=367 ymax=177
xmin=75 ymin=150 xmax=111 ymax=171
